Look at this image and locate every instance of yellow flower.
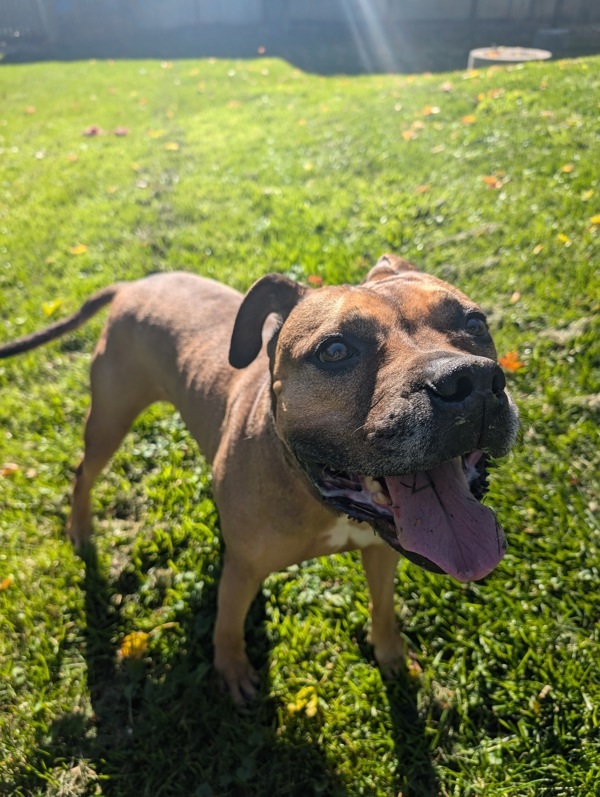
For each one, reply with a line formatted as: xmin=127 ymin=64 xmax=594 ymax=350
xmin=287 ymin=685 xmax=319 ymax=717
xmin=119 ymin=631 xmax=149 ymax=660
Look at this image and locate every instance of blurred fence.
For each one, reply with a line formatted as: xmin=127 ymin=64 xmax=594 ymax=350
xmin=1 ymin=0 xmax=599 ymax=42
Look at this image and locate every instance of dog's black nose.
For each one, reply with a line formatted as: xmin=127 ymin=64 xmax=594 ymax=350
xmin=426 ymin=357 xmax=506 ymax=405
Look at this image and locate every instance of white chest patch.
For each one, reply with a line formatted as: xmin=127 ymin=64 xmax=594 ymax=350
xmin=325 ymin=517 xmax=385 ymax=551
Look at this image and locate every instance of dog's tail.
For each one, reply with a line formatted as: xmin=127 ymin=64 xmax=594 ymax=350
xmin=0 ymin=285 xmax=121 ymax=359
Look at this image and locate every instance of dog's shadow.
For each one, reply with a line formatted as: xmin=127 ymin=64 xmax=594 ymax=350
xmin=45 ymin=543 xmax=441 ymax=796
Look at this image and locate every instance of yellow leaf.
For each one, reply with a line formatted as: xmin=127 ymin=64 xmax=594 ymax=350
xmin=560 ymin=163 xmax=574 ymax=173
xmin=164 ymin=142 xmax=180 ymax=151
xmin=461 ymin=114 xmax=476 ymax=125
xmin=119 ymin=631 xmax=149 ymax=660
xmin=0 ymin=576 xmax=12 ymax=592
xmin=533 ymin=244 xmax=544 ymax=254
xmin=402 ymin=129 xmax=416 ymax=141
xmin=69 ymin=244 xmax=87 ymax=255
xmin=305 ymin=692 xmax=319 ymax=718
xmin=499 ymin=351 xmax=524 ymax=372
xmin=483 ymin=175 xmax=502 ymax=189
xmin=287 ymin=685 xmax=317 ymax=715
xmin=590 ymin=214 xmax=600 ymax=225
xmin=42 ymin=298 xmax=64 ymax=317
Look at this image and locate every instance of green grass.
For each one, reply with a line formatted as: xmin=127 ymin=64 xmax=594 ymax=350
xmin=0 ymin=55 xmax=599 ymax=797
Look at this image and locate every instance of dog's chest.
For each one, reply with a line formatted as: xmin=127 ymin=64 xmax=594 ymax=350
xmin=322 ymin=517 xmax=385 ymax=552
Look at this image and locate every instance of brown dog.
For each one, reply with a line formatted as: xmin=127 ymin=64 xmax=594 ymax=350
xmin=0 ymin=255 xmax=518 ymax=702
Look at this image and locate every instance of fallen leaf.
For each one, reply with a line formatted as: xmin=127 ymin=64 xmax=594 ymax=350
xmin=421 ymin=105 xmax=440 ymax=116
xmin=1 ymin=463 xmax=19 ymax=477
xmin=440 ymin=81 xmax=454 ymax=92
xmin=533 ymin=244 xmax=544 ymax=254
xmin=560 ymin=163 xmax=574 ymax=173
xmin=69 ymin=244 xmax=88 ymax=255
xmin=509 ymin=291 xmax=521 ymax=304
xmin=499 ymin=351 xmax=524 ymax=372
xmin=402 ymin=129 xmax=416 ymax=141
xmin=483 ymin=175 xmax=503 ymax=189
xmin=581 ymin=189 xmax=593 ymax=201
xmin=164 ymin=142 xmax=180 ymax=151
xmin=25 ymin=106 xmax=36 ymax=114
xmin=42 ymin=298 xmax=64 ymax=317
xmin=67 ymin=153 xmax=78 ymax=162
xmin=415 ymin=185 xmax=429 ymax=194
xmin=461 ymin=114 xmax=477 ymax=125
xmin=106 ymin=185 xmax=118 ymax=193
xmin=118 ymin=631 xmax=149 ymax=660
xmin=0 ymin=576 xmax=13 ymax=592
xmin=590 ymin=214 xmax=600 ymax=225
xmin=307 ymin=275 xmax=323 ymax=287
xmin=113 ymin=127 xmax=129 ymax=136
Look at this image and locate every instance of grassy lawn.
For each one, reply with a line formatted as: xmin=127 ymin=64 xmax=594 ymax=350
xmin=0 ymin=55 xmax=598 ymax=797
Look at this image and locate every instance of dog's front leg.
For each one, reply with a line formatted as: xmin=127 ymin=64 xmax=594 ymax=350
xmin=213 ymin=552 xmax=263 ymax=704
xmin=360 ymin=544 xmax=406 ymax=678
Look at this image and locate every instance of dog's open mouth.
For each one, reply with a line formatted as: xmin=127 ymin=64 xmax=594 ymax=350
xmin=305 ymin=451 xmax=506 ymax=582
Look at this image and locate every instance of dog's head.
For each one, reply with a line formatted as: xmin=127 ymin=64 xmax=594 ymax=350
xmin=229 ymin=255 xmax=519 ymax=582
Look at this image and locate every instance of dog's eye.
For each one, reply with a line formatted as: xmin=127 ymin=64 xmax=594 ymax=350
xmin=316 ymin=338 xmax=356 ymax=366
xmin=465 ymin=313 xmax=488 ymax=337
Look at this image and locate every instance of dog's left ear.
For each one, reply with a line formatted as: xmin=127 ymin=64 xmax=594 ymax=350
xmin=229 ymin=274 xmax=307 ymax=368
xmin=363 ymin=253 xmax=419 ymax=283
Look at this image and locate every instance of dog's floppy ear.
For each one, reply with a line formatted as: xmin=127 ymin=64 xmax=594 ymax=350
xmin=229 ymin=274 xmax=306 ymax=369
xmin=363 ymin=253 xmax=419 ymax=283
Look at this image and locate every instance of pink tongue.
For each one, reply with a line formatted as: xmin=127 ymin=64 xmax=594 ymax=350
xmin=385 ymin=458 xmax=506 ymax=582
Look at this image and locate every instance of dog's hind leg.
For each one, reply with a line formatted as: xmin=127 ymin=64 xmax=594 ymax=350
xmin=67 ymin=345 xmax=158 ymax=548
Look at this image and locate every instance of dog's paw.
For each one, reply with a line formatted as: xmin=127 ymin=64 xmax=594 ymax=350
xmin=215 ymin=654 xmax=260 ymax=705
xmin=373 ymin=634 xmax=407 ymax=680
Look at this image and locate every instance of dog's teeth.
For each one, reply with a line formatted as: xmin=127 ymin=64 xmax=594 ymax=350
xmin=372 ymin=491 xmax=392 ymax=507
xmin=364 ymin=476 xmax=391 ymax=506
xmin=364 ymin=476 xmax=381 ymax=492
